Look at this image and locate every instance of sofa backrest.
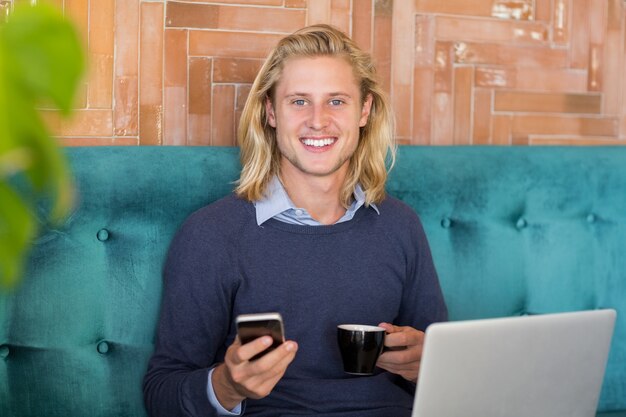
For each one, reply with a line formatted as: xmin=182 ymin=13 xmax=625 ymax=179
xmin=0 ymin=146 xmax=624 ymax=416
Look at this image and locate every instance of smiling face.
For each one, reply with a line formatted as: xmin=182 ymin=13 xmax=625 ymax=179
xmin=265 ymin=55 xmax=372 ymax=186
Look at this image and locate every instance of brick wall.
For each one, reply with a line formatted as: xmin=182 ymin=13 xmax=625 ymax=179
xmin=9 ymin=0 xmax=626 ymax=146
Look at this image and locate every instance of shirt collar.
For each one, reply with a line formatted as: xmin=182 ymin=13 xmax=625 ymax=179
xmin=254 ymin=176 xmax=379 ymax=226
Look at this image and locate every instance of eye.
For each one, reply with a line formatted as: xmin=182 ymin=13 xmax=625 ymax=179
xmin=292 ymin=99 xmax=307 ymax=106
xmin=329 ymin=99 xmax=345 ymax=106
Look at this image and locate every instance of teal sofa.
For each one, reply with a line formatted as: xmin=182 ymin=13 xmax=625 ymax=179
xmin=1 ymin=146 xmax=624 ymax=416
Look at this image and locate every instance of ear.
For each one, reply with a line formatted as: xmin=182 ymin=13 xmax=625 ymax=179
xmin=265 ymin=97 xmax=277 ymax=128
xmin=359 ymin=94 xmax=373 ymax=127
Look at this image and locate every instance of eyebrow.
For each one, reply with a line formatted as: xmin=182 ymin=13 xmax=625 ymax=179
xmin=285 ymin=92 xmax=353 ymax=98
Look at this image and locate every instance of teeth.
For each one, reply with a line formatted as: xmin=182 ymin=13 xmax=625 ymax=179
xmin=302 ymin=138 xmax=335 ymax=147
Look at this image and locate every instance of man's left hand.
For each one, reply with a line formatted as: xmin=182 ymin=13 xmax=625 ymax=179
xmin=375 ymin=322 xmax=424 ymax=383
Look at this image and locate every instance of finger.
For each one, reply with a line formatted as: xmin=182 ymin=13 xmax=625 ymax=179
xmin=376 ymin=360 xmax=421 ymax=382
xmin=377 ymin=357 xmax=421 ymax=373
xmin=246 ymin=341 xmax=298 ymax=375
xmin=258 ymin=342 xmax=298 ymax=379
xmin=384 ymin=328 xmax=424 ymax=348
xmin=234 ymin=336 xmax=274 ymax=363
xmin=378 ymin=322 xmax=395 ymax=333
xmin=234 ymin=342 xmax=298 ymax=398
xmin=378 ymin=346 xmax=421 ymax=366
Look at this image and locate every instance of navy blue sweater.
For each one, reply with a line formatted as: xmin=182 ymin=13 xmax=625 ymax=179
xmin=143 ymin=194 xmax=448 ymax=417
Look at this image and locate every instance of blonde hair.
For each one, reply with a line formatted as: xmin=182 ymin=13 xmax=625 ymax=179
xmin=235 ymin=24 xmax=395 ymax=207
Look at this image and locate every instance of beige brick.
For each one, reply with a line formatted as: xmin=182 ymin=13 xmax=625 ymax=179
xmin=89 ymin=0 xmax=114 ymax=54
xmin=569 ymin=0 xmax=590 ymax=69
xmin=372 ymin=0 xmax=393 ymax=94
xmin=189 ymin=58 xmax=212 ymax=115
xmin=140 ymin=105 xmax=163 ymax=146
xmin=140 ymin=2 xmax=164 ymax=106
xmin=189 ymin=114 xmax=212 ymax=146
xmin=453 ymin=66 xmax=473 ymax=145
xmin=589 ymin=0 xmax=607 ymax=44
xmin=475 ymin=67 xmax=515 ymax=89
xmin=435 ymin=16 xmax=548 ymax=45
xmin=307 ymin=0 xmax=331 ymax=25
xmin=163 ymin=29 xmax=188 ymax=143
xmin=453 ymin=42 xmax=569 ymax=68
xmin=588 ymin=44 xmax=603 ymax=92
xmin=140 ymin=2 xmax=164 ymax=146
xmin=434 ymin=42 xmax=453 ymax=93
xmin=87 ymin=53 xmax=114 ymax=109
xmin=515 ymin=68 xmax=587 ymax=93
xmin=115 ymin=0 xmax=139 ymax=77
xmin=431 ymin=92 xmax=454 ymax=145
xmin=59 ymin=137 xmax=138 ymax=147
xmin=493 ymin=115 xmax=512 ymax=145
xmin=165 ymin=29 xmax=188 ymax=87
xmin=413 ymin=67 xmax=434 ymax=145
xmin=285 ymin=0 xmax=307 ymax=8
xmin=391 ymin=0 xmax=416 ymax=140
xmin=163 ymin=87 xmax=187 ymax=145
xmin=473 ymin=89 xmax=492 ymax=145
xmin=352 ymin=0 xmax=373 ymax=52
xmin=552 ymin=0 xmax=570 ymax=44
xmin=512 ymin=115 xmax=618 ymax=137
xmin=43 ymin=110 xmax=114 ymax=137
xmin=190 ymin=31 xmax=283 ymax=59
xmin=331 ymin=0 xmax=351 ymax=34
xmin=114 ymin=76 xmax=139 ymax=136
xmin=188 ymin=57 xmax=212 ymax=143
xmin=87 ymin=0 xmax=114 ymax=109
xmin=491 ymin=0 xmax=534 ymax=20
xmin=235 ymin=84 xmax=252 ymax=142
xmin=535 ymin=0 xmax=552 ymax=21
xmin=415 ymin=0 xmax=494 ymax=17
xmin=167 ymin=2 xmax=305 ymax=33
xmin=603 ymin=29 xmax=622 ymax=114
xmin=182 ymin=0 xmax=282 ymax=5
xmin=212 ymin=85 xmax=236 ymax=146
xmin=494 ymin=92 xmax=602 ymax=114
xmin=529 ymin=136 xmax=626 ymax=146
xmin=166 ymin=2 xmax=218 ymax=29
xmin=213 ymin=58 xmax=263 ymax=84
xmin=414 ymin=14 xmax=435 ymax=67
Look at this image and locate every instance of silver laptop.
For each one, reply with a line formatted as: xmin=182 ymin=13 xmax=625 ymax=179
xmin=412 ymin=309 xmax=616 ymax=417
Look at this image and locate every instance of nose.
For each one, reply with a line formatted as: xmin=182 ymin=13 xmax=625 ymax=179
xmin=306 ymin=103 xmax=330 ymax=130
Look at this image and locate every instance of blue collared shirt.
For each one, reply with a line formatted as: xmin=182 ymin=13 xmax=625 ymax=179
xmin=254 ymin=175 xmax=379 ymax=226
xmin=207 ymin=176 xmax=379 ymax=415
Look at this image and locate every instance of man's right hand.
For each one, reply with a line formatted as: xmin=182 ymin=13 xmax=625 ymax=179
xmin=211 ymin=336 xmax=298 ymax=410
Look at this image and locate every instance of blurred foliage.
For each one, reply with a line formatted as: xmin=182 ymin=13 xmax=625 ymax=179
xmin=0 ymin=2 xmax=84 ymax=289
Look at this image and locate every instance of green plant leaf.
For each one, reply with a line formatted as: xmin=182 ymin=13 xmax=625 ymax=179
xmin=0 ymin=3 xmax=84 ymax=289
xmin=2 ymin=3 xmax=84 ymax=114
xmin=0 ymin=182 xmax=36 ymax=289
xmin=6 ymin=96 xmax=75 ymax=221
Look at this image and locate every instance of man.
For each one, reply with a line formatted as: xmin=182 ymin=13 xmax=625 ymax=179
xmin=143 ymin=24 xmax=447 ymax=417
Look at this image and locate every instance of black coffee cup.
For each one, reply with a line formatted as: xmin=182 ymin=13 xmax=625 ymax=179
xmin=337 ymin=324 xmax=386 ymax=375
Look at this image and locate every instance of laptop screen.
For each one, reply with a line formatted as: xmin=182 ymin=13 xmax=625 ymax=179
xmin=412 ymin=309 xmax=616 ymax=417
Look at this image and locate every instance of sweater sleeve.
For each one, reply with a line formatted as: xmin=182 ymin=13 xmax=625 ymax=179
xmin=143 ymin=206 xmax=241 ymax=417
xmin=396 ymin=208 xmax=448 ymax=331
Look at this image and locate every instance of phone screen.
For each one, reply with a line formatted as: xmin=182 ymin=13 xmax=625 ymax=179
xmin=236 ymin=313 xmax=285 ymax=360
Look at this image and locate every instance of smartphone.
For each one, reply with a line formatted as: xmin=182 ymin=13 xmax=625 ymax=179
xmin=236 ymin=312 xmax=285 ymax=360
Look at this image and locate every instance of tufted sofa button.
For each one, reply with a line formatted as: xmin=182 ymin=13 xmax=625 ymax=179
xmin=97 ymin=341 xmax=110 ymax=354
xmin=587 ymin=214 xmax=596 ymax=223
xmin=97 ymin=229 xmax=110 ymax=242
xmin=0 ymin=345 xmax=9 ymax=359
xmin=441 ymin=218 xmax=452 ymax=228
xmin=516 ymin=218 xmax=527 ymax=229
